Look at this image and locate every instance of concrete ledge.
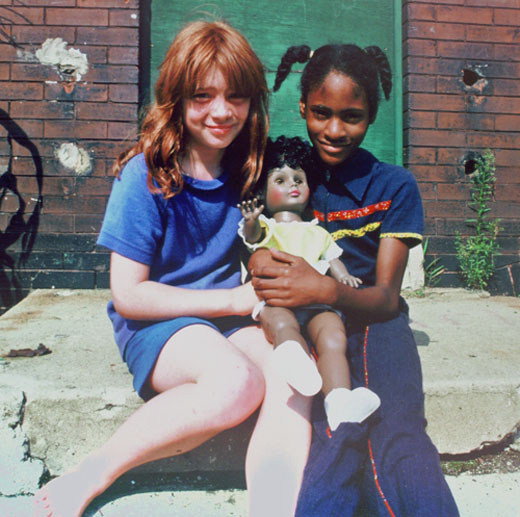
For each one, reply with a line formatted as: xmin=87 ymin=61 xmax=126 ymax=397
xmin=407 ymin=289 xmax=520 ymax=454
xmin=0 ymin=288 xmax=519 ymax=489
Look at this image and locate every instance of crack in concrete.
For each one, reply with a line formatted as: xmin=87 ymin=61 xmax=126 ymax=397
xmin=0 ymin=391 xmax=50 ymax=495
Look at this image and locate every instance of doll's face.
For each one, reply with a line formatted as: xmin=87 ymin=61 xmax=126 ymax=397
xmin=265 ymin=165 xmax=310 ymax=216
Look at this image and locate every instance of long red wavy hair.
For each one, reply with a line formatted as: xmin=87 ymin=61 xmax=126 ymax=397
xmin=112 ymin=20 xmax=269 ymax=199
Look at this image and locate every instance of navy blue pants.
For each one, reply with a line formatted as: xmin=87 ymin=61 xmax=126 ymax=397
xmin=296 ymin=310 xmax=459 ymax=517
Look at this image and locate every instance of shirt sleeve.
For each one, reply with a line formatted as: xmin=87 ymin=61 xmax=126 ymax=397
xmin=320 ymin=230 xmax=344 ymax=263
xmin=237 ymin=214 xmax=274 ymax=252
xmin=310 ymin=225 xmax=343 ymax=275
xmin=380 ymin=169 xmax=424 ymax=248
xmin=97 ymin=157 xmax=165 ymax=265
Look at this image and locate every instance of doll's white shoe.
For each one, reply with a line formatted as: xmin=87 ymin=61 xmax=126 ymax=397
xmin=273 ymin=340 xmax=323 ymax=396
xmin=325 ymin=387 xmax=381 ymax=430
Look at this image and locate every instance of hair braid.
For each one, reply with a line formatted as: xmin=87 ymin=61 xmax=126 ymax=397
xmin=273 ymin=45 xmax=312 ymax=92
xmin=364 ymin=46 xmax=392 ymax=100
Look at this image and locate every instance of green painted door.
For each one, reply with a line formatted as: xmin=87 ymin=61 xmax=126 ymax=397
xmin=149 ymin=1 xmax=402 ymax=165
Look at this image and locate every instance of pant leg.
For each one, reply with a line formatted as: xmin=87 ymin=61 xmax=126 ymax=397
xmin=352 ymin=312 xmax=459 ymax=517
xmin=295 ymin=416 xmax=367 ymax=516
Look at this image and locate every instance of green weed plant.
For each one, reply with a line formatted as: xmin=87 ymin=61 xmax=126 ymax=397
xmin=423 ymin=238 xmax=445 ymax=287
xmin=455 ymin=150 xmax=500 ymax=290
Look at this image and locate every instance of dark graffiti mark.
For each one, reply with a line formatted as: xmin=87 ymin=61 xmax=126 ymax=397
xmin=0 ymin=4 xmax=31 ymax=48
xmin=0 ymin=109 xmax=43 ymax=308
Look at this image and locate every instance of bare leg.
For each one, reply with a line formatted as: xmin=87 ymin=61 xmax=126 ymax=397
xmin=259 ymin=306 xmax=308 ymax=353
xmin=307 ymin=311 xmax=350 ymax=395
xmin=308 ymin=312 xmax=380 ymax=429
xmin=259 ymin=306 xmax=322 ymax=396
xmin=33 ymin=325 xmax=264 ymax=517
xmin=231 ymin=326 xmax=312 ymax=517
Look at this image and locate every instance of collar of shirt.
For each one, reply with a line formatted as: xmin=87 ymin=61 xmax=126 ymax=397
xmin=316 ymin=148 xmax=379 ymax=202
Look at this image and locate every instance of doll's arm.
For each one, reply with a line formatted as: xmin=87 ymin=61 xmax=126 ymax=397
xmin=249 ymin=238 xmax=408 ymax=320
xmin=328 ymin=258 xmax=363 ymax=288
xmin=238 ymin=198 xmax=265 ymax=244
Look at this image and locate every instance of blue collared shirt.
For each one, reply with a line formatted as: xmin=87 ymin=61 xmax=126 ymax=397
xmin=97 ymin=153 xmax=243 ymax=356
xmin=311 ymin=148 xmax=423 ymax=286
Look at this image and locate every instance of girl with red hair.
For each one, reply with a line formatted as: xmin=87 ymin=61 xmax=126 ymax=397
xmin=34 ymin=21 xmax=311 ymax=517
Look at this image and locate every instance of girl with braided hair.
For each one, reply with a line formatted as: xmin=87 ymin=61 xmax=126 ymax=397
xmin=249 ymin=44 xmax=459 ymax=516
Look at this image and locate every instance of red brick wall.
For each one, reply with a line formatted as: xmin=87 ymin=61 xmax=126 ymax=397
xmin=1 ymin=2 xmax=520 ymax=314
xmin=0 ymin=0 xmax=140 ymax=313
xmin=402 ymin=0 xmax=520 ymax=294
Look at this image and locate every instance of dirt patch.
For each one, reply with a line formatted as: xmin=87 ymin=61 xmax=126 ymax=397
xmin=442 ymin=448 xmax=520 ymax=476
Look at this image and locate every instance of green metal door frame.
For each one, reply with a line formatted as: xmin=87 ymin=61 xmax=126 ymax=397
xmin=394 ymin=0 xmax=403 ymax=166
xmin=145 ymin=0 xmax=403 ymax=165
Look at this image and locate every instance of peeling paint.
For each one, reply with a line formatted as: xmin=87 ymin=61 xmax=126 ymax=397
xmin=35 ymin=38 xmax=88 ymax=91
xmin=16 ymin=49 xmax=36 ymax=62
xmin=468 ymin=95 xmax=486 ymax=106
xmin=461 ymin=64 xmax=489 ymax=95
xmin=55 ymin=143 xmax=92 ymax=176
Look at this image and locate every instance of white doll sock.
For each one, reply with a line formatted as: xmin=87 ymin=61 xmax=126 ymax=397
xmin=273 ymin=340 xmax=323 ymax=396
xmin=324 ymin=387 xmax=381 ymax=431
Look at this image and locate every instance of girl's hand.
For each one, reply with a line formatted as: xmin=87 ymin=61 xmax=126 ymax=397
xmin=230 ymin=281 xmax=261 ymax=315
xmin=250 ymin=248 xmax=337 ymax=307
xmin=338 ymin=274 xmax=363 ymax=288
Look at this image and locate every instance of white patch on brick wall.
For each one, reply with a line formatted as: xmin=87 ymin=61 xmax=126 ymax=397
xmin=402 ymin=244 xmax=425 ymax=291
xmin=35 ymin=38 xmax=88 ymax=82
xmin=16 ymin=49 xmax=37 ymax=62
xmin=55 ymin=143 xmax=92 ymax=176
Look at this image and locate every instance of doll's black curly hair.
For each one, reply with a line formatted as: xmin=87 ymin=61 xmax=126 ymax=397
xmin=253 ymin=135 xmax=317 ymax=196
xmin=252 ymin=136 xmax=318 ymax=220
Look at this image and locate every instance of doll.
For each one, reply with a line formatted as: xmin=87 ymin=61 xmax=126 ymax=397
xmin=239 ymin=136 xmax=380 ymax=429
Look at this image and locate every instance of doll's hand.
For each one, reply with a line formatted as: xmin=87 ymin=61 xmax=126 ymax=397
xmin=238 ymin=197 xmax=264 ymax=222
xmin=338 ymin=274 xmax=363 ymax=288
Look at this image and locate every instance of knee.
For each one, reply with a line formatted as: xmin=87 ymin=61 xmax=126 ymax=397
xmin=262 ymin=310 xmax=299 ymax=338
xmin=214 ymin=357 xmax=265 ymax=427
xmin=235 ymin=358 xmax=265 ymax=411
xmin=315 ymin=328 xmax=347 ymax=355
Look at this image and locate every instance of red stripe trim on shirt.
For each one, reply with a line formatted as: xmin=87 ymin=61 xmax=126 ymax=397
xmin=364 ymin=326 xmax=396 ymax=517
xmin=314 ymin=200 xmax=391 ymax=222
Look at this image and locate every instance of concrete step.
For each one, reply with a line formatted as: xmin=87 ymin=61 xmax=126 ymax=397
xmin=1 ymin=473 xmax=520 ymax=517
xmin=0 ymin=288 xmax=519 ymax=497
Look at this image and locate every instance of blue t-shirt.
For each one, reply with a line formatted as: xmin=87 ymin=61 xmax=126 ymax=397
xmin=311 ymin=148 xmax=424 ymax=286
xmin=97 ymin=153 xmax=243 ymax=356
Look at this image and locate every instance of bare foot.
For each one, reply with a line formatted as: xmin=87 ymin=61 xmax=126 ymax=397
xmin=33 ymin=464 xmax=110 ymax=517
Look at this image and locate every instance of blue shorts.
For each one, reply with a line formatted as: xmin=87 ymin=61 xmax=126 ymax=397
xmin=253 ymin=301 xmax=344 ymax=328
xmin=292 ymin=304 xmax=345 ymax=328
xmin=124 ymin=315 xmax=255 ymax=401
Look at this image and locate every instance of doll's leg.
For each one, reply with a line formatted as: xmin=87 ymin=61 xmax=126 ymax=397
xmin=258 ymin=306 xmax=322 ymax=396
xmin=307 ymin=311 xmax=350 ymax=395
xmin=307 ymin=312 xmax=380 ymax=430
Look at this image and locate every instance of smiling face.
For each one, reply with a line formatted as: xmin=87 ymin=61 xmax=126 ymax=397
xmin=300 ymin=71 xmax=370 ymax=167
xmin=183 ymin=67 xmax=251 ymax=155
xmin=265 ymin=165 xmax=310 ymax=216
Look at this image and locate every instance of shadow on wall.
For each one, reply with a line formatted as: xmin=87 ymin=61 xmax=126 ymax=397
xmin=0 ymin=109 xmax=43 ymax=309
